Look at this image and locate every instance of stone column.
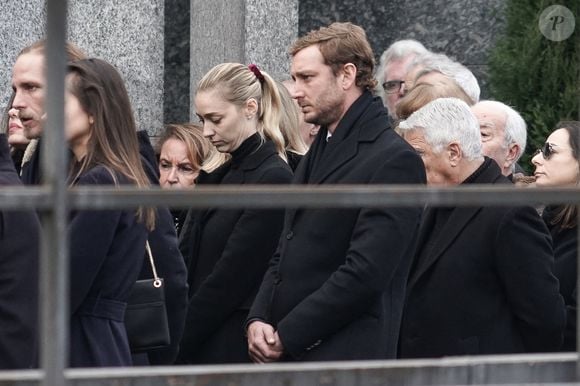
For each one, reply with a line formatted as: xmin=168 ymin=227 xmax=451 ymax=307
xmin=0 ymin=2 xmax=45 ymax=112
xmin=190 ymin=0 xmax=299 ymax=119
xmin=0 ymin=1 xmax=165 ymax=135
xmin=68 ymin=1 xmax=164 ymax=134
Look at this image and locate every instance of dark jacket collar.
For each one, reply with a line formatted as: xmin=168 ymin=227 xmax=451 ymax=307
xmin=297 ymin=90 xmax=390 ymax=185
xmin=462 ymin=157 xmax=509 ymax=185
xmin=408 ymin=157 xmax=507 ymax=287
xmin=329 ymin=90 xmax=389 ymax=143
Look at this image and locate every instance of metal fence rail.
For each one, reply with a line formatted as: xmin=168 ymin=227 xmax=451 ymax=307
xmin=0 ymin=353 xmax=576 ymax=386
xmin=4 ymin=1 xmax=578 ymax=385
xmin=3 ymin=185 xmax=580 ymax=210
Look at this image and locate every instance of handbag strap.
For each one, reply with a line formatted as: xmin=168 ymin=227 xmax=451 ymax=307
xmin=145 ymin=241 xmax=162 ymax=288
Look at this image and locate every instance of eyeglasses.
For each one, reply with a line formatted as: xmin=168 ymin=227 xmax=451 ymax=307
xmin=382 ymin=80 xmax=405 ymax=94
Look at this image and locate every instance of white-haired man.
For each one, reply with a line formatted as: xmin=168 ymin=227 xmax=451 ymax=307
xmin=405 ymin=52 xmax=480 ymax=104
xmin=375 ymin=39 xmax=428 ymax=119
xmin=397 ymin=98 xmax=564 ymax=358
xmin=471 ymin=100 xmax=527 ymax=178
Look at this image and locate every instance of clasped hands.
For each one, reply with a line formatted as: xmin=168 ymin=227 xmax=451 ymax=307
xmin=247 ymin=321 xmax=284 ymax=363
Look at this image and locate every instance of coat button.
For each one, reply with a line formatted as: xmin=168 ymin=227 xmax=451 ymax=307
xmin=286 ymin=231 xmax=294 ymax=240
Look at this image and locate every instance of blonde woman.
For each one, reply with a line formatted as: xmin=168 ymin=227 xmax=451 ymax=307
xmin=176 ymin=63 xmax=292 ymax=364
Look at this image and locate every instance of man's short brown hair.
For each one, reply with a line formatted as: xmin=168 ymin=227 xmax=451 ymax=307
xmin=290 ymin=22 xmax=377 ymax=91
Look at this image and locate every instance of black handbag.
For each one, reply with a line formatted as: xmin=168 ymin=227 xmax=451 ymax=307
xmin=124 ymin=241 xmax=171 ymax=353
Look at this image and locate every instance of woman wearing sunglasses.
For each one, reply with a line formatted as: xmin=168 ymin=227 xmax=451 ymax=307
xmin=532 ymin=120 xmax=580 ymax=351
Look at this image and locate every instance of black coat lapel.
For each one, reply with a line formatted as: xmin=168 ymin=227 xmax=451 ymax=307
xmin=408 ymin=158 xmax=505 ymax=287
xmin=408 ymin=206 xmax=481 ymax=288
xmin=310 ymin=91 xmax=386 ymax=184
xmin=310 ymin=134 xmax=359 ymax=183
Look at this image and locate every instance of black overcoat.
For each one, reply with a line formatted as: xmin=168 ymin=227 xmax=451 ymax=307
xmin=399 ymin=159 xmax=566 ymax=358
xmin=69 ymin=165 xmax=148 ymax=367
xmin=542 ymin=206 xmax=577 ymax=351
xmin=247 ymin=91 xmax=426 ymax=361
xmin=177 ymin=135 xmax=293 ymax=364
xmin=0 ymin=134 xmax=39 ymax=369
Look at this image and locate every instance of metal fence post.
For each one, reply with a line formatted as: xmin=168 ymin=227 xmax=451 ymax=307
xmin=41 ymin=0 xmax=69 ymax=385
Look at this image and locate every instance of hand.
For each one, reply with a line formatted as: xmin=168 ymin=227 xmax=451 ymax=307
xmin=247 ymin=321 xmax=284 ymax=363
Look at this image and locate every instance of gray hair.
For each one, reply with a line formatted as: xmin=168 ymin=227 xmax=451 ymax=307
xmin=375 ymin=39 xmax=428 ymax=101
xmin=398 ymin=97 xmax=482 ymax=160
xmin=411 ymin=52 xmax=480 ymax=104
xmin=475 ymin=100 xmax=527 ymax=170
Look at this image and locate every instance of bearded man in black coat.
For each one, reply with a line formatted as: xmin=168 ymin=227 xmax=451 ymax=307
xmin=397 ymin=97 xmax=565 ymax=358
xmin=246 ymin=22 xmax=426 ymax=362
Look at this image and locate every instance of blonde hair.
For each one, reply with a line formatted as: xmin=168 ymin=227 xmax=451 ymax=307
xmin=396 ymin=80 xmax=474 ymax=121
xmin=158 ymin=123 xmax=226 ymax=173
xmin=276 ymin=81 xmax=308 ymax=155
xmin=197 ymin=63 xmax=287 ymax=161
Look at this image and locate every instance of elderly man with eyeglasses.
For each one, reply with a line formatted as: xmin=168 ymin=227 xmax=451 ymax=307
xmin=375 ymin=39 xmax=428 ymax=120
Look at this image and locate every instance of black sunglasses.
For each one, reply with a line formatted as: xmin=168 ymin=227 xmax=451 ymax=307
xmin=534 ymin=142 xmax=555 ymax=160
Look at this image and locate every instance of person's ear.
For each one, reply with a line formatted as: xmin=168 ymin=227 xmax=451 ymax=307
xmin=89 ymin=116 xmax=94 ymax=125
xmin=504 ymin=143 xmax=520 ymax=168
xmin=448 ymin=142 xmax=462 ymax=167
xmin=340 ymin=63 xmax=357 ymax=89
xmin=245 ymin=98 xmax=258 ymax=118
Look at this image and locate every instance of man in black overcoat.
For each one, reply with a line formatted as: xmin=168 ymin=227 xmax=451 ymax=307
xmin=397 ymin=97 xmax=565 ymax=357
xmin=246 ymin=22 xmax=426 ymax=362
xmin=0 ymin=133 xmax=39 ymax=368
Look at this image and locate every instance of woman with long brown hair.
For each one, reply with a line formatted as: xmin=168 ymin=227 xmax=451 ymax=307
xmin=65 ymin=58 xmax=154 ymax=367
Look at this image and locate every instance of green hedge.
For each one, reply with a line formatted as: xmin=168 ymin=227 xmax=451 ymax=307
xmin=488 ymin=0 xmax=579 ymax=173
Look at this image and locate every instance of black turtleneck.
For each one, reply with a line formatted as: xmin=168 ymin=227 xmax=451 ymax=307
xmin=230 ymin=132 xmax=262 ymax=166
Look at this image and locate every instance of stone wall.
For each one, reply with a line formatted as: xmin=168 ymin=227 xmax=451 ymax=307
xmin=1 ymin=1 xmax=506 ymax=131
xmin=189 ymin=0 xmax=299 ymax=121
xmin=299 ymin=0 xmax=507 ymax=99
xmin=165 ymin=0 xmax=191 ymax=124
xmin=1 ymin=1 xmax=164 ymax=134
